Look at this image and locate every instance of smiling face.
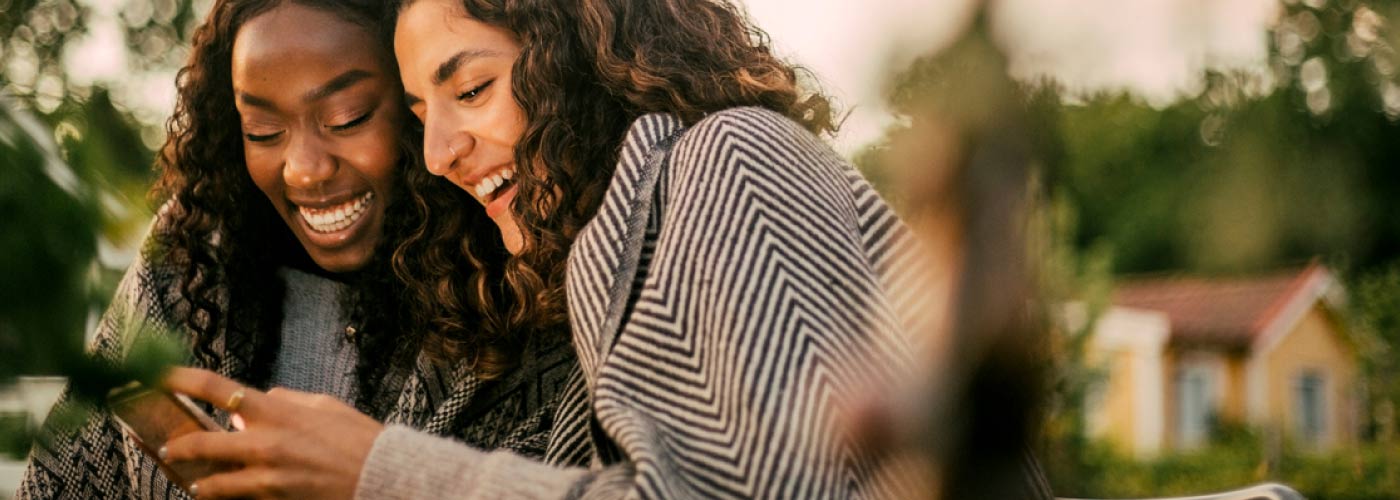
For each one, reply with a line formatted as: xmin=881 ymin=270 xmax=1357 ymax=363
xmin=232 ymin=3 xmax=403 ymax=273
xmin=394 ymin=0 xmax=526 ymax=254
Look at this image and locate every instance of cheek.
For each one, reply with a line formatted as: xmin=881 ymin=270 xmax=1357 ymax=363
xmin=243 ymin=147 xmax=285 ymax=200
xmin=347 ymin=126 xmax=402 ymax=188
xmin=491 ymin=97 xmax=527 ymax=148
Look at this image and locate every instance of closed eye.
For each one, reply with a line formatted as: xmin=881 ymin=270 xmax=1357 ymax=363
xmin=456 ymin=80 xmax=493 ymax=102
xmin=329 ymin=110 xmax=375 ymax=132
xmin=245 ymin=131 xmax=283 ymax=143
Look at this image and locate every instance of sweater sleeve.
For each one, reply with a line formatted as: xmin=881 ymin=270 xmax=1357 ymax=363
xmin=16 ymin=244 xmax=191 ymax=500
xmin=354 ymin=425 xmax=589 ymax=500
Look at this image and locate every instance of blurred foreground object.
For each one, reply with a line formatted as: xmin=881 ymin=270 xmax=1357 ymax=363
xmin=1 ymin=100 xmax=183 ymax=460
xmin=856 ymin=12 xmax=1053 ymax=500
xmin=0 ymin=99 xmax=100 ymax=378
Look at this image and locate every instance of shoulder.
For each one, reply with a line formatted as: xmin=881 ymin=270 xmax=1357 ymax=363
xmin=105 ymin=209 xmax=192 ymax=334
xmin=136 ymin=205 xmax=193 ymax=291
xmin=665 ymin=107 xmax=850 ymax=198
xmin=673 ymin=107 xmax=828 ymax=159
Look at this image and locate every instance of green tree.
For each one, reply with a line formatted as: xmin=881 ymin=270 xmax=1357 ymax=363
xmin=2 ymin=0 xmax=211 ymax=374
xmin=854 ymin=1 xmax=1400 ymax=497
xmin=0 ymin=101 xmax=99 ymax=378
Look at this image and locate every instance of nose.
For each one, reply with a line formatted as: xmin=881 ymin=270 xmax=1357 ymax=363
xmin=283 ymin=132 xmax=336 ymax=190
xmin=423 ymin=111 xmax=471 ymax=177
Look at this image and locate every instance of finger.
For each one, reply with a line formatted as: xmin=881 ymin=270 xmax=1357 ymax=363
xmin=163 ymin=367 xmax=270 ymax=420
xmin=163 ymin=430 xmax=266 ymax=465
xmin=266 ymin=387 xmax=348 ymax=412
xmin=189 ymin=467 xmax=287 ymax=500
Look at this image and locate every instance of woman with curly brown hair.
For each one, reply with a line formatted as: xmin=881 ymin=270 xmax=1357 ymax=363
xmin=17 ymin=1 xmax=581 ymax=498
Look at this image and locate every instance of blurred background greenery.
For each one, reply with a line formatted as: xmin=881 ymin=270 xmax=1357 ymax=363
xmin=854 ymin=0 xmax=1400 ymax=498
xmin=3 ymin=0 xmax=1400 ymax=498
xmin=1 ymin=0 xmax=213 ymax=377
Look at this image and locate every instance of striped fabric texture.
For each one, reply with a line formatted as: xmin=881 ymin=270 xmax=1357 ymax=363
xmin=559 ymin=107 xmax=932 ymax=498
xmin=352 ymin=107 xmax=940 ymax=499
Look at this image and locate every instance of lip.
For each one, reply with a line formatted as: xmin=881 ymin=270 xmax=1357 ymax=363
xmin=288 ymin=190 xmax=377 ymax=250
xmin=485 ymin=184 xmax=517 ymax=220
xmin=288 ymin=191 xmax=368 ymax=210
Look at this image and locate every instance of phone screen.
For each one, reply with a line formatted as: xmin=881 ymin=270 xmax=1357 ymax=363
xmin=108 ymin=382 xmax=235 ymax=490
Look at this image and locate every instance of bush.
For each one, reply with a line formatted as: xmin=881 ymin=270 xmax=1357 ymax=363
xmin=0 ymin=412 xmax=32 ymax=461
xmin=1047 ymin=437 xmax=1400 ymax=499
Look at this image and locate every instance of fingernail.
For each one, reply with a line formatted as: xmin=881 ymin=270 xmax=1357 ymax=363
xmin=189 ymin=482 xmax=199 ymax=496
xmin=232 ymin=413 xmax=246 ymax=431
xmin=158 ymin=446 xmax=168 ymax=460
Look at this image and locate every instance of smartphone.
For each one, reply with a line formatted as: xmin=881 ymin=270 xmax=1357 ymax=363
xmin=107 ymin=381 xmax=236 ymax=491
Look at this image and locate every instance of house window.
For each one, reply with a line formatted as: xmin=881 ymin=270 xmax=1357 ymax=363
xmin=1295 ymin=371 xmax=1327 ymax=446
xmin=1083 ymin=362 xmax=1110 ymax=438
xmin=1176 ymin=366 xmax=1215 ymax=449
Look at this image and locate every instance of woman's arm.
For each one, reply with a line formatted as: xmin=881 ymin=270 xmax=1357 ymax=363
xmin=354 ymin=425 xmax=588 ymax=499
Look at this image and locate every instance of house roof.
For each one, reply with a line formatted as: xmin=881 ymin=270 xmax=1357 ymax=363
xmin=1112 ymin=262 xmax=1329 ymax=349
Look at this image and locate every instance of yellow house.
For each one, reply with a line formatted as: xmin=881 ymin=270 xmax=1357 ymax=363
xmin=1083 ymin=263 xmax=1360 ymax=457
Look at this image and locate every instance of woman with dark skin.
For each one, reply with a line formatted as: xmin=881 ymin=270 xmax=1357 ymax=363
xmin=16 ymin=1 xmax=411 ymax=497
xmin=15 ymin=0 xmax=566 ymax=498
xmin=161 ymin=0 xmax=1051 ymax=498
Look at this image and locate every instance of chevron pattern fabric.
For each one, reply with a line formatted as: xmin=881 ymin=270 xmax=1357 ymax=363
xmin=558 ymin=107 xmax=937 ymax=498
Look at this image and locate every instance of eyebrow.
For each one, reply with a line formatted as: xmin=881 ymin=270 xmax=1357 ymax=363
xmin=238 ymin=92 xmax=278 ymax=110
xmin=237 ymin=69 xmax=375 ymax=110
xmin=304 ymin=69 xmax=374 ymax=103
xmin=404 ymin=49 xmax=505 ymax=110
xmin=432 ymin=49 xmax=504 ymax=86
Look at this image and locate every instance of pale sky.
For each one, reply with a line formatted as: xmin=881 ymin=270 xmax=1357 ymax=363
xmin=62 ymin=0 xmax=1282 ymax=156
xmin=739 ymin=0 xmax=1281 ymax=154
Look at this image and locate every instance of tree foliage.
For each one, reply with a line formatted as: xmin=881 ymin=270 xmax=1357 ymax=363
xmin=852 ymin=1 xmax=1400 ymax=497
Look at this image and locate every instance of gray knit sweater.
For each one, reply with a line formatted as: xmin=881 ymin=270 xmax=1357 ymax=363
xmin=270 ymin=268 xmax=358 ymax=403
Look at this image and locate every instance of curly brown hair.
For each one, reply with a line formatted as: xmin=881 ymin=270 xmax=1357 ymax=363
xmin=153 ymin=0 xmax=437 ymax=414
xmin=391 ymin=0 xmax=835 ymax=379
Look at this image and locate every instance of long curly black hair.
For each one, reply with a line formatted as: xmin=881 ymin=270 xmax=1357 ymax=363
xmin=152 ymin=0 xmax=454 ymax=415
xmin=390 ymin=0 xmax=835 ymax=379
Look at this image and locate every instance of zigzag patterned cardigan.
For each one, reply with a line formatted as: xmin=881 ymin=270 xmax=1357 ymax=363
xmin=353 ymin=108 xmax=1056 ymax=499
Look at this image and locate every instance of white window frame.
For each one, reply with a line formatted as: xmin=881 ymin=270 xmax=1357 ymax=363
xmin=1293 ymin=370 xmax=1328 ymax=448
xmin=1175 ymin=362 xmax=1217 ymax=449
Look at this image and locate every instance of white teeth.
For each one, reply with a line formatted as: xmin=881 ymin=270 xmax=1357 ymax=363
xmin=297 ymin=191 xmax=374 ymax=234
xmin=470 ymin=168 xmax=516 ymax=200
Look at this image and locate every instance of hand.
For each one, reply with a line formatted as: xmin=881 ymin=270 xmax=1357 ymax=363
xmin=160 ymin=367 xmax=384 ymax=499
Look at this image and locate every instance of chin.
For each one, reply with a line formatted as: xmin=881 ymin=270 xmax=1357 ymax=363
xmin=306 ymin=247 xmax=374 ymax=274
xmin=494 ymin=216 xmax=524 ymax=255
xmin=500 ymin=229 xmax=523 ymax=255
